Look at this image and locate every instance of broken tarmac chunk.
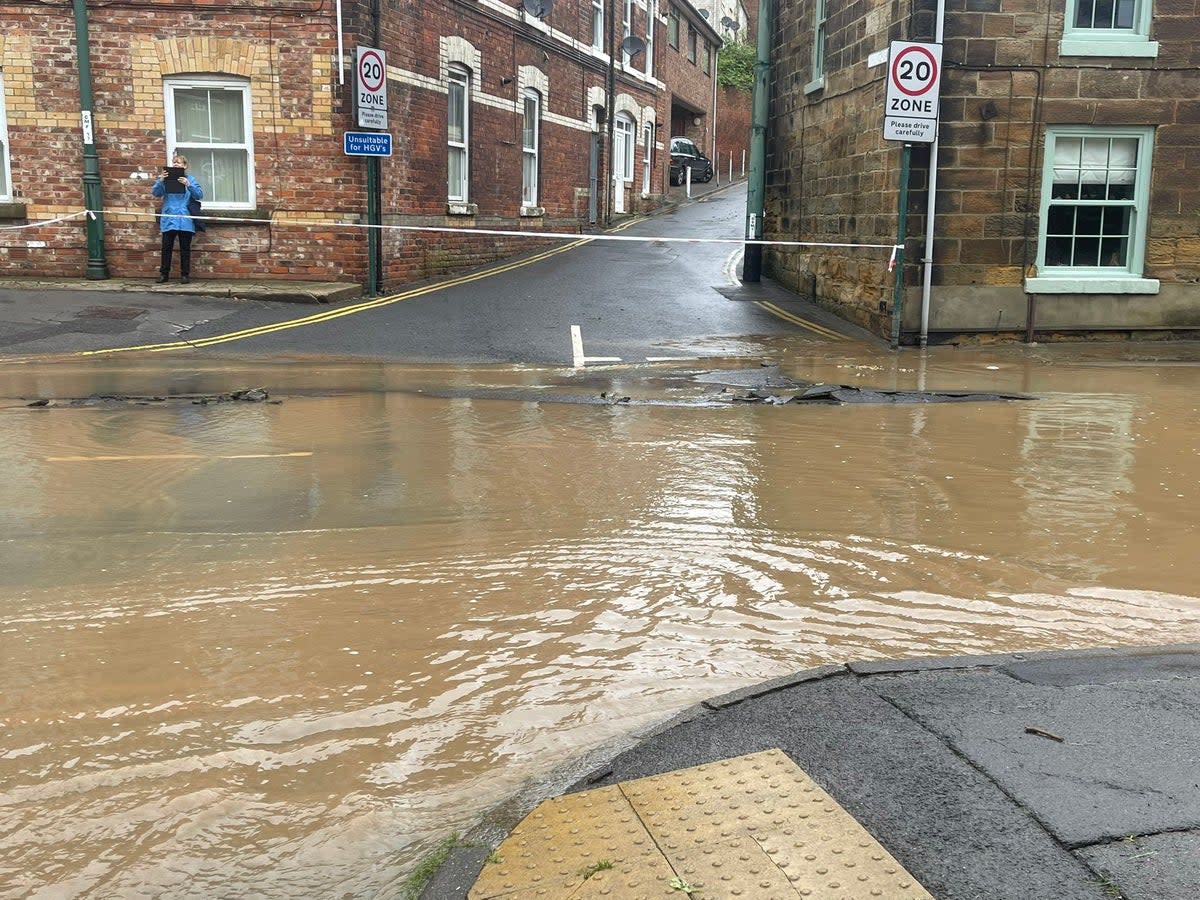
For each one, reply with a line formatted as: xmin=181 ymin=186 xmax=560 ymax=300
xmin=726 ymin=384 xmax=1035 ymax=405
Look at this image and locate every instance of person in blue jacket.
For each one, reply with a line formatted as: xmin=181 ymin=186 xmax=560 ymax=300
xmin=151 ymin=154 xmax=204 ymax=284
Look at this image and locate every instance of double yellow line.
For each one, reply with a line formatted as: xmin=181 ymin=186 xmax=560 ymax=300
xmin=76 ymin=238 xmax=592 ymax=357
xmin=753 ymin=300 xmax=848 ymax=341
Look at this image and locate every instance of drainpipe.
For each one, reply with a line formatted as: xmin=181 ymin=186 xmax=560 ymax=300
xmin=605 ymin=0 xmax=616 ymax=224
xmin=71 ymin=0 xmax=109 ymax=279
xmin=889 ymin=143 xmax=912 ymax=349
xmin=711 ymin=38 xmax=719 ymax=163
xmin=742 ymin=0 xmax=771 ymax=282
xmin=917 ymin=0 xmax=946 ymax=347
xmin=335 ymin=0 xmax=345 ymax=86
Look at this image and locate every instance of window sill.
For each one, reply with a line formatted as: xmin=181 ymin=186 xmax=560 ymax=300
xmin=447 ymin=202 xmax=478 ymax=216
xmin=198 ymin=208 xmax=272 ymax=226
xmin=803 ymin=76 xmax=825 ymax=95
xmin=519 ymin=206 xmax=545 ymax=218
xmin=0 ymin=201 xmax=28 ymax=221
xmin=1059 ymin=38 xmax=1158 ymax=58
xmin=1025 ymin=276 xmax=1160 ymax=295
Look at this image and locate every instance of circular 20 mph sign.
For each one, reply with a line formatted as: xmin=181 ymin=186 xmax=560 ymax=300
xmin=358 ymin=49 xmax=386 ymax=93
xmin=885 ymin=41 xmax=942 ymax=116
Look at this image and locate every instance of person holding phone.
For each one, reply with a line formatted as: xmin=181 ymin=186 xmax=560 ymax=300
xmin=151 ymin=154 xmax=204 ymax=284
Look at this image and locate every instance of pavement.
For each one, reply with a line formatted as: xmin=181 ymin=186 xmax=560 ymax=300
xmin=419 ymin=643 xmax=1200 ymax=900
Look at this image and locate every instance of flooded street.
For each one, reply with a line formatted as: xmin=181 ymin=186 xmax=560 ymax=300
xmin=2 ymin=341 xmax=1200 ymax=898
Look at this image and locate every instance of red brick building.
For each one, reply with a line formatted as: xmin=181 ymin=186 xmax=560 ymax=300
xmin=0 ymin=0 xmax=716 ymax=289
xmin=663 ymin=0 xmax=723 ymax=154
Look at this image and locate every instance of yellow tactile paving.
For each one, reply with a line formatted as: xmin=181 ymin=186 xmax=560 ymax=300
xmin=470 ymin=748 xmax=934 ymax=900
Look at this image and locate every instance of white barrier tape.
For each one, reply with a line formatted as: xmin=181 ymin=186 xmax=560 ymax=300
xmin=109 ymin=208 xmax=904 ymax=253
xmin=0 ymin=210 xmax=92 ymax=232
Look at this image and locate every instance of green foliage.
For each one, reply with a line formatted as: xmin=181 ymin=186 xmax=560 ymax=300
xmin=580 ymin=860 xmax=614 ymax=880
xmin=717 ymin=41 xmax=756 ymax=92
xmin=402 ymin=833 xmax=471 ymax=899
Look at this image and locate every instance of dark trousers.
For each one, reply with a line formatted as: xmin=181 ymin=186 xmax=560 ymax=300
xmin=160 ymin=230 xmax=194 ymax=277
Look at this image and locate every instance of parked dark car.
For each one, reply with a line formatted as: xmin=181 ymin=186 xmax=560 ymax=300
xmin=669 ymin=137 xmax=713 ymax=186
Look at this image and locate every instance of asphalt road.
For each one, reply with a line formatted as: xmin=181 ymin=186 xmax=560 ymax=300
xmin=0 ymin=184 xmax=873 ymax=363
xmin=205 ymin=184 xmax=862 ymax=363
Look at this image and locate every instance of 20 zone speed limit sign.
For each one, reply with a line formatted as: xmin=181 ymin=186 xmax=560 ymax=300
xmin=883 ymin=41 xmax=941 ymax=143
xmin=356 ymin=46 xmax=388 ymax=129
xmin=886 ymin=42 xmax=942 ymax=116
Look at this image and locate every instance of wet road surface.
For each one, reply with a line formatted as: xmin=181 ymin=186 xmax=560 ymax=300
xmin=2 ymin=341 xmax=1199 ymax=897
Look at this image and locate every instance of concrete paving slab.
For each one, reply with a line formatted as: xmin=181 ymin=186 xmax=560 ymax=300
xmin=873 ymin=669 xmax=1200 ymax=847
xmin=1075 ymin=830 xmax=1200 ymax=900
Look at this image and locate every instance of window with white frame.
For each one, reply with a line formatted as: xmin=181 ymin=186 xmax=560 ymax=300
xmin=622 ymin=0 xmax=633 ymax=65
xmin=614 ymin=112 xmax=635 ymax=181
xmin=0 ymin=72 xmax=10 ymax=201
xmin=1062 ymin=0 xmax=1157 ymax=57
xmin=644 ymin=0 xmax=656 ymax=76
xmin=447 ymin=65 xmax=471 ymax=202
xmin=522 ymin=89 xmax=540 ymax=207
xmin=807 ymin=0 xmax=827 ymax=92
xmin=592 ymin=0 xmax=604 ymax=50
xmin=165 ymin=77 xmax=254 ymax=208
xmin=641 ymin=120 xmax=653 ymax=195
xmin=1029 ymin=126 xmax=1157 ymax=292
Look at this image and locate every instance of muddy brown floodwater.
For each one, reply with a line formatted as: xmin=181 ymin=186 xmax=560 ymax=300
xmin=2 ymin=340 xmax=1199 ymax=898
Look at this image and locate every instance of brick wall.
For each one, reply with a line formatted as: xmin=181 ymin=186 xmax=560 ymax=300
xmin=662 ymin=0 xmax=721 ymax=153
xmin=716 ymin=84 xmax=751 ymax=177
xmin=0 ymin=0 xmax=670 ymax=287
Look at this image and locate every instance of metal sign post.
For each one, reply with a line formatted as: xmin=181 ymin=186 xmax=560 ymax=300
xmin=883 ymin=41 xmax=941 ymax=348
xmin=352 ymin=46 xmax=388 ymax=296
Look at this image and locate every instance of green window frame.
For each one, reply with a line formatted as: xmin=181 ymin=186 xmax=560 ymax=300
xmin=805 ymin=0 xmax=827 ymax=93
xmin=668 ymin=9 xmax=679 ymax=48
xmin=1061 ymin=0 xmax=1158 ymax=57
xmin=1027 ymin=126 xmax=1159 ymax=295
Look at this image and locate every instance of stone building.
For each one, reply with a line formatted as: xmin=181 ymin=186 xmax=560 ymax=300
xmin=766 ymin=0 xmax=1200 ymax=342
xmin=0 ymin=0 xmax=715 ymax=288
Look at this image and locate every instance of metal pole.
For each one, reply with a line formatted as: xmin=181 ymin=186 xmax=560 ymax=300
xmin=918 ymin=0 xmax=946 ymax=348
xmin=365 ymin=0 xmax=382 ymax=295
xmin=742 ymin=0 xmax=772 ymax=282
xmin=605 ymin=0 xmax=616 ymax=225
xmin=71 ymin=0 xmax=109 ymax=279
xmin=889 ymin=143 xmax=912 ymax=349
xmin=366 ymin=157 xmax=381 ymax=295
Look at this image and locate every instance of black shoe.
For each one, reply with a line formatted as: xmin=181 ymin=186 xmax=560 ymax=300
xmin=155 ymin=274 xmax=168 ymax=284
xmin=180 ymin=276 xmax=190 ymax=285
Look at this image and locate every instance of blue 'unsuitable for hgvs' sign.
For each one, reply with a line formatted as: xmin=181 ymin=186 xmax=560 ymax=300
xmin=344 ymin=132 xmax=392 ymax=157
